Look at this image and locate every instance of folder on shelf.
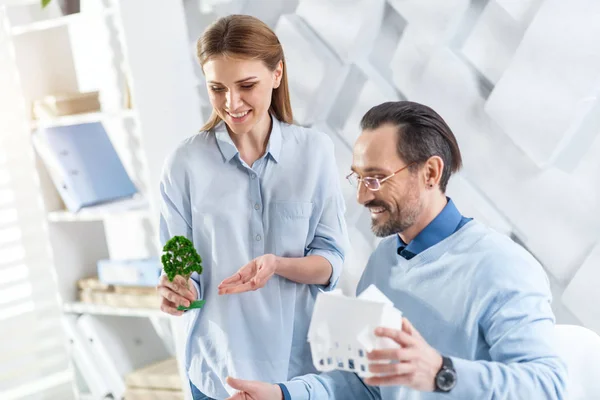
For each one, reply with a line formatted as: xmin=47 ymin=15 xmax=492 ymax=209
xmin=75 ymin=313 xmax=172 ymax=396
xmin=32 ymin=121 xmax=137 ymax=212
xmin=62 ymin=315 xmax=112 ymax=399
xmin=76 ymin=314 xmax=127 ymax=399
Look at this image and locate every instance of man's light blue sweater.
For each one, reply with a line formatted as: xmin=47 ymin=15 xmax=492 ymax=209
xmin=281 ymin=201 xmax=567 ymax=399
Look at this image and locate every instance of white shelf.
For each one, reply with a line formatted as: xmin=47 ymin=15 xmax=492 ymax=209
xmin=10 ymin=9 xmax=114 ymax=36
xmin=2 ymin=2 xmax=200 ymax=398
xmin=63 ymin=301 xmax=166 ymax=318
xmin=31 ymin=109 xmax=136 ymax=130
xmin=47 ymin=196 xmax=150 ymax=222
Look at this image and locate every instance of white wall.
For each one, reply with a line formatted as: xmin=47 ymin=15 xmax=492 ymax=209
xmin=180 ymin=0 xmax=600 ymax=331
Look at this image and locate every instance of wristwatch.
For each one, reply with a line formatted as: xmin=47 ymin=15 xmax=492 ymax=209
xmin=434 ymin=356 xmax=457 ymax=392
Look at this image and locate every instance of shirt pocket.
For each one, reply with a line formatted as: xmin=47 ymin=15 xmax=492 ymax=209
xmin=272 ymin=201 xmax=313 ymax=257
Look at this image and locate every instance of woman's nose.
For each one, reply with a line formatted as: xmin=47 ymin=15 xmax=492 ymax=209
xmin=226 ymin=90 xmax=243 ymax=110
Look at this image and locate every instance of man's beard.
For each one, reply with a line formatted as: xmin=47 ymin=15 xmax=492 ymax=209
xmin=369 ymin=201 xmax=421 ymax=237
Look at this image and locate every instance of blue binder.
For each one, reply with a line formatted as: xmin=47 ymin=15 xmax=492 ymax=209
xmin=33 ymin=122 xmax=137 ymax=212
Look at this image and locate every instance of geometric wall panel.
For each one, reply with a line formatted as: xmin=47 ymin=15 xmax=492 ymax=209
xmin=562 ymin=243 xmax=600 ymax=333
xmin=295 ymin=0 xmax=386 ymax=62
xmin=485 ymin=0 xmax=600 ymax=166
xmin=275 ymin=14 xmax=344 ymax=125
xmin=461 ymin=1 xmax=525 ymax=85
xmin=185 ymin=0 xmax=600 ymax=333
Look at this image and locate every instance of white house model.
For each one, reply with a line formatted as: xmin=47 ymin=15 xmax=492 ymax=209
xmin=307 ymin=284 xmax=403 ymax=378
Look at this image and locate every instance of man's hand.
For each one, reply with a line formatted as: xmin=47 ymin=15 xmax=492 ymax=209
xmin=225 ymin=376 xmax=284 ymax=400
xmin=364 ymin=317 xmax=443 ymax=391
xmin=218 ymin=254 xmax=278 ymax=295
xmin=157 ymin=274 xmax=197 ymax=316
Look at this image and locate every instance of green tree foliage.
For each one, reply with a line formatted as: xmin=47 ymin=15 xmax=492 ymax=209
xmin=161 ymin=236 xmax=203 ymax=282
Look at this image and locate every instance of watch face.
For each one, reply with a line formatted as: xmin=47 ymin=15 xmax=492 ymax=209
xmin=436 ymin=368 xmax=457 ymax=391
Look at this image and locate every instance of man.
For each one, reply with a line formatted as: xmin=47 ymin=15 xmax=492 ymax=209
xmin=224 ymin=101 xmax=567 ymax=399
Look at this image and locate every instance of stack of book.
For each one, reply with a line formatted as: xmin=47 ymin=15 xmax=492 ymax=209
xmin=77 ymin=277 xmax=160 ymax=309
xmin=125 ymin=358 xmax=184 ymax=400
xmin=32 ymin=91 xmax=101 ymax=120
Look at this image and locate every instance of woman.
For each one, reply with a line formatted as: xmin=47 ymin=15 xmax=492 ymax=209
xmin=157 ymin=15 xmax=348 ymax=400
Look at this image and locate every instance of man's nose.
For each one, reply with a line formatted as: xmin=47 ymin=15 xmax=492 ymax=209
xmin=357 ymin=183 xmax=375 ymax=206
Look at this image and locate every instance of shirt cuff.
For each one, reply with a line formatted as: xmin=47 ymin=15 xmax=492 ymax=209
xmin=188 ymin=277 xmax=202 ymax=300
xmin=307 ymin=249 xmax=342 ymax=291
xmin=280 ymin=380 xmax=310 ymax=400
xmin=277 ymin=383 xmax=291 ymax=400
xmin=443 ymin=356 xmax=483 ymax=399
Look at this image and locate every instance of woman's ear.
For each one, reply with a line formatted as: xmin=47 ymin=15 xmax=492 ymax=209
xmin=273 ymin=60 xmax=283 ymax=89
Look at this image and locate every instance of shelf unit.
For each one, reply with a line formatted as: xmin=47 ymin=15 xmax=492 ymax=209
xmin=10 ymin=8 xmax=114 ymax=36
xmin=46 ymin=195 xmax=149 ymax=222
xmin=31 ymin=108 xmax=136 ymax=130
xmin=63 ymin=301 xmax=167 ymax=318
xmin=2 ymin=0 xmax=203 ymax=399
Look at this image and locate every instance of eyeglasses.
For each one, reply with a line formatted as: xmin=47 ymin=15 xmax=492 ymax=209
xmin=346 ymin=163 xmax=415 ymax=192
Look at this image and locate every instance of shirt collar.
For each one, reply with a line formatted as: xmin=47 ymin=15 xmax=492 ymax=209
xmin=214 ymin=114 xmax=283 ymax=164
xmin=397 ymin=197 xmax=463 ymax=257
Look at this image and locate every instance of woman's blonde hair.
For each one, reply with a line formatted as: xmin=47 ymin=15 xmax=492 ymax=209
xmin=197 ymin=15 xmax=293 ymax=132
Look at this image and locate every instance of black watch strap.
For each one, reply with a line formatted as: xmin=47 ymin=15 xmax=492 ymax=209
xmin=442 ymin=355 xmax=454 ymax=369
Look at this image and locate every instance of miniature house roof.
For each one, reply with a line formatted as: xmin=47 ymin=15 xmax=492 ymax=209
xmin=308 ymin=285 xmax=402 ymax=351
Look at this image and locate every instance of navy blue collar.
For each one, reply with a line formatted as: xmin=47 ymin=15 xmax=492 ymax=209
xmin=397 ymin=198 xmax=469 ymax=259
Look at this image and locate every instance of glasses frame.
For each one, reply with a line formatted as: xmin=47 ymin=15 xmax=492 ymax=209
xmin=346 ymin=162 xmax=415 ymax=192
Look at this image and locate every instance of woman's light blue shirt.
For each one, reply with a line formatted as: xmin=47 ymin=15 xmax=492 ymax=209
xmin=159 ymin=116 xmax=348 ymax=398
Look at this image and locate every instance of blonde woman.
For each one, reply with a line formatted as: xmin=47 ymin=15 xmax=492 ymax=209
xmin=157 ymin=15 xmax=348 ymax=400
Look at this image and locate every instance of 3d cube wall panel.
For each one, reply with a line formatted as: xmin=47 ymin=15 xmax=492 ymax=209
xmin=484 ymin=0 xmax=600 ymax=167
xmin=187 ymin=0 xmax=600 ymax=330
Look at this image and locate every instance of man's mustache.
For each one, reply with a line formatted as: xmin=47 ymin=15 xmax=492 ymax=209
xmin=365 ymin=201 xmax=388 ymax=210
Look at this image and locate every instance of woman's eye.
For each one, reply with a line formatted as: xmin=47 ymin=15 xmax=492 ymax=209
xmin=240 ymin=83 xmax=256 ymax=90
xmin=210 ymin=87 xmax=225 ymax=93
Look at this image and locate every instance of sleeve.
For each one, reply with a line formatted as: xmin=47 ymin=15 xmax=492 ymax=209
xmin=281 ymin=370 xmax=380 ymax=400
xmin=446 ymin=256 xmax=567 ymax=399
xmin=158 ymin=151 xmax=202 ymax=300
xmin=305 ymin=135 xmax=349 ymax=291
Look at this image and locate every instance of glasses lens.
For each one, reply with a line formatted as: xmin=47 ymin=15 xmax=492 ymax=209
xmin=363 ymin=178 xmax=380 ymax=191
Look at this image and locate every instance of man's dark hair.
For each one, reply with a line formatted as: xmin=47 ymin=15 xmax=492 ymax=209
xmin=360 ymin=101 xmax=462 ymax=192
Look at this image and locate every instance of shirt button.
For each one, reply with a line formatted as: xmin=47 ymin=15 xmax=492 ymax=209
xmin=251 ymin=173 xmax=256 ymax=179
xmin=254 ymin=203 xmax=260 ymax=210
xmin=255 ymin=234 xmax=262 ymax=241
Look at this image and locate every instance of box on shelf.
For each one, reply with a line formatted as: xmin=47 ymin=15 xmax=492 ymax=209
xmin=33 ymin=91 xmax=101 ymax=119
xmin=98 ymin=257 xmax=162 ymax=287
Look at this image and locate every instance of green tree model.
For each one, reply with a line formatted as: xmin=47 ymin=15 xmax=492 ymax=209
xmin=161 ymin=236 xmax=205 ymax=311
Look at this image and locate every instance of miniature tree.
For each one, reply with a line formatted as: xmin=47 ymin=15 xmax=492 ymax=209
xmin=161 ymin=236 xmax=205 ymax=310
